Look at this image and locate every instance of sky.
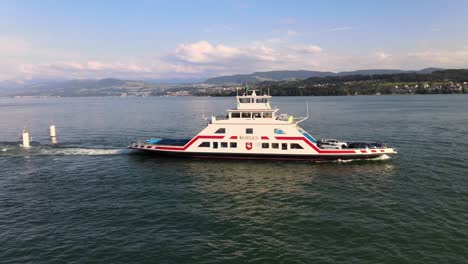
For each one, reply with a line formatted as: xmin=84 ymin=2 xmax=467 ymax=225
xmin=1 ymin=0 xmax=468 ymax=81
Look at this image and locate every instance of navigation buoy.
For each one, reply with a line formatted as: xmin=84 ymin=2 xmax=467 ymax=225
xmin=49 ymin=125 xmax=56 ymax=137
xmin=49 ymin=125 xmax=58 ymax=144
xmin=21 ymin=129 xmax=31 ymax=148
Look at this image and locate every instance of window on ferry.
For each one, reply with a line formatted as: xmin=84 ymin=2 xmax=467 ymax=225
xmin=230 ymin=142 xmax=237 ymax=148
xmin=239 ymin=98 xmax=250 ymax=103
xmin=274 ymin=128 xmax=284 ymax=134
xmin=246 ymin=128 xmax=253 ymax=134
xmin=221 ymin=142 xmax=228 ymax=148
xmin=241 ymin=112 xmax=251 ymax=118
xmin=282 ymin=143 xmax=288 ymax=150
xmin=256 ymin=98 xmax=268 ymax=103
xmin=263 ymin=112 xmax=273 ymax=118
xmin=253 ymin=112 xmax=261 ymax=118
xmin=231 ymin=112 xmax=240 ymax=118
xmin=198 ymin=142 xmax=210 ymax=147
xmin=213 ymin=142 xmax=218 ymax=149
xmin=215 ymin=128 xmax=226 ymax=134
xmin=262 ymin=143 xmax=269 ymax=149
xmin=290 ymin=143 xmax=304 ymax=149
xmin=272 ymin=143 xmax=279 ymax=149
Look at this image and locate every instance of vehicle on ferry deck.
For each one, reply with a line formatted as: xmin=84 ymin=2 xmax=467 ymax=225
xmin=317 ymin=139 xmax=348 ymax=149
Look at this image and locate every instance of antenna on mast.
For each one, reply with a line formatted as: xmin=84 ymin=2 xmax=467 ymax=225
xmin=202 ymin=102 xmax=207 ymax=120
xmin=295 ymin=100 xmax=310 ymax=125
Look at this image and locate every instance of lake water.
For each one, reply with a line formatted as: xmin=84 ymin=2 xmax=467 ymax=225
xmin=0 ymin=95 xmax=467 ymax=263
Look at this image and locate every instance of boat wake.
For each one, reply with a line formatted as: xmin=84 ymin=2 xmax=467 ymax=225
xmin=39 ymin=147 xmax=129 ymax=156
xmin=0 ymin=142 xmax=130 ymax=157
xmin=336 ymin=154 xmax=392 ymax=163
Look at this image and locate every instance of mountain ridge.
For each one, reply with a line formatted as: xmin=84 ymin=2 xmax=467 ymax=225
xmin=0 ymin=67 xmax=455 ymax=97
xmin=204 ymin=68 xmax=444 ymax=84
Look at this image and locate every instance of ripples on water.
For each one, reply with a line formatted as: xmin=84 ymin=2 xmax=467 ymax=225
xmin=0 ymin=95 xmax=467 ymax=263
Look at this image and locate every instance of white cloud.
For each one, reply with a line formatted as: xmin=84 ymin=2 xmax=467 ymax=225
xmin=3 ymin=36 xmax=468 ymax=81
xmin=328 ymin=26 xmax=352 ymax=32
xmin=406 ymin=49 xmax=468 ymax=67
xmin=287 ymin=30 xmax=298 ymax=37
xmin=280 ymin=18 xmax=296 ymax=25
xmin=0 ymin=37 xmax=30 ymax=58
xmin=248 ymin=42 xmax=277 ymax=61
xmin=167 ymin=41 xmax=329 ymax=75
xmin=294 ymin=45 xmax=323 ymax=54
xmin=174 ymin=40 xmax=241 ymax=63
xmin=16 ymin=61 xmax=154 ymax=80
xmin=376 ymin=51 xmax=391 ymax=61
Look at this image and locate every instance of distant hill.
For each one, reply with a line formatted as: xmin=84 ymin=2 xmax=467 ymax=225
xmin=337 ymin=67 xmax=444 ymax=76
xmin=0 ymin=67 xmax=453 ymax=97
xmin=204 ymin=68 xmax=444 ymax=84
xmin=254 ymin=69 xmax=468 ymax=96
xmin=143 ymin=77 xmax=207 ymax=84
xmin=1 ymin=78 xmax=159 ymax=97
xmin=204 ymin=70 xmax=335 ymax=84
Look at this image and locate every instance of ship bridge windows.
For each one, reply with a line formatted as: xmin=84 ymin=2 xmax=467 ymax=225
xmin=215 ymin=128 xmax=226 ymax=134
xmin=239 ymin=98 xmax=251 ymax=103
xmin=256 ymin=98 xmax=268 ymax=103
xmin=230 ymin=111 xmax=273 ymax=119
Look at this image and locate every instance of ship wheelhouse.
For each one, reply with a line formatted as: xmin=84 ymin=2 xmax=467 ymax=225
xmin=210 ymin=90 xmax=295 ymax=123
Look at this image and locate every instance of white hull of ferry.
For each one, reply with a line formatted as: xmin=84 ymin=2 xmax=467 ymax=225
xmin=129 ymin=142 xmax=395 ymax=161
xmin=129 ymin=90 xmax=397 ymax=161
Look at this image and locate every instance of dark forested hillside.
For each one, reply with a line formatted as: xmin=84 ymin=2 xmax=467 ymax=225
xmin=253 ymin=69 xmax=468 ymax=96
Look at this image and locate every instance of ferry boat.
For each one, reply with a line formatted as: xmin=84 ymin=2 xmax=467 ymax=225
xmin=129 ymin=89 xmax=397 ymax=161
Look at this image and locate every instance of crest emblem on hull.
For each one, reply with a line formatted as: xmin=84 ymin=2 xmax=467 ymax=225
xmin=245 ymin=142 xmax=253 ymax=150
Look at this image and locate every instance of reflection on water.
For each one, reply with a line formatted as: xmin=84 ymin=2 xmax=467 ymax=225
xmin=124 ymin=155 xmax=399 ymax=262
xmin=130 ymin=154 xmax=396 ymax=221
xmin=131 ymin=155 xmax=395 ymax=183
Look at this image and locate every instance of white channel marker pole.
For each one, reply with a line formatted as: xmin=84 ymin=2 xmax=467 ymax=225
xmin=49 ymin=124 xmax=58 ymax=144
xmin=21 ymin=129 xmax=31 ymax=148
